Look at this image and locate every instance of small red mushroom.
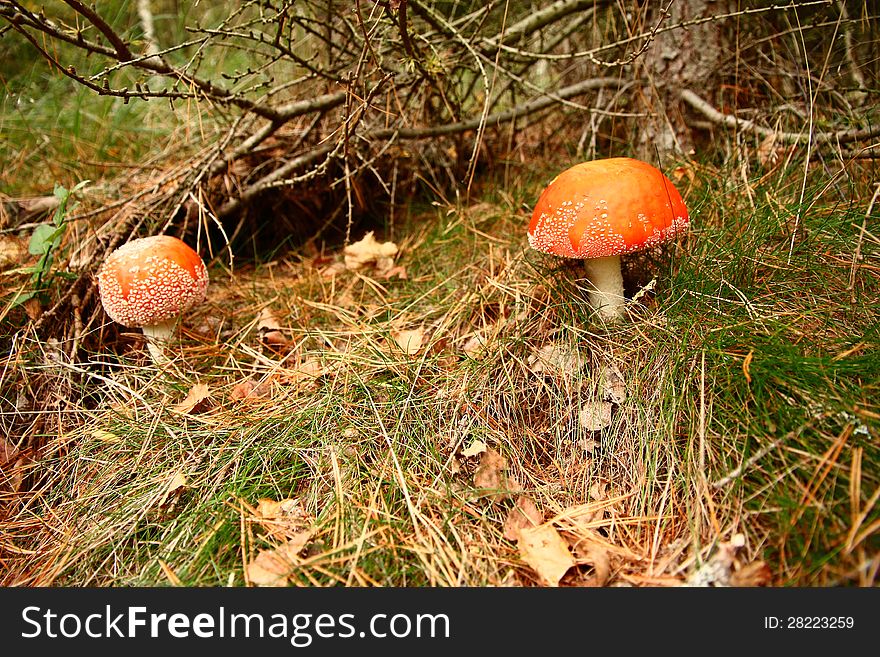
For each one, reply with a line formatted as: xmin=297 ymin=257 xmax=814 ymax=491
xmin=528 ymin=157 xmax=689 ymax=321
xmin=97 ymin=235 xmax=209 ymax=362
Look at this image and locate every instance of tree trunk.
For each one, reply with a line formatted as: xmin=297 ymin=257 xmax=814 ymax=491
xmin=636 ymin=0 xmax=733 ymax=160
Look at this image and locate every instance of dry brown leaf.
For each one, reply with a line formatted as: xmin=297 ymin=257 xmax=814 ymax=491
xmin=257 ymin=308 xmax=283 ymax=331
xmin=257 ymin=308 xmax=292 ymax=350
xmin=473 ymin=448 xmax=519 ymax=502
xmin=577 ymin=437 xmax=598 ymax=454
xmin=91 ymin=429 xmax=120 ymax=443
xmin=230 ymin=379 xmax=265 ymax=402
xmin=281 ymin=358 xmax=331 ymax=388
xmin=578 ymin=401 xmax=613 ymax=431
xmin=585 ymin=544 xmax=611 ymax=586
xmin=503 ymin=496 xmax=543 ymax=541
xmin=671 ymin=164 xmax=695 ymax=184
xmin=757 ymin=133 xmax=779 ymax=167
xmin=22 ymin=297 xmax=42 ymax=321
xmin=568 ymin=531 xmax=612 ymax=586
xmin=382 ymin=265 xmax=408 ymax=280
xmin=589 ymin=480 xmax=608 ymax=501
xmin=392 ymin=328 xmax=424 ymax=355
xmin=474 ymin=448 xmax=505 ymax=496
xmin=254 ymin=497 xmax=314 ymax=542
xmin=730 ymin=560 xmax=773 ymax=587
xmin=157 ymin=471 xmax=187 ymax=508
xmin=0 ymin=236 xmax=26 ymax=268
xmin=600 ymin=364 xmax=626 ymax=405
xmin=461 ymin=439 xmax=487 ymax=458
xmin=0 ymin=435 xmax=20 ymax=464
xmin=172 ymin=383 xmax=212 ymax=414
xmin=246 ymin=533 xmax=313 ymax=587
xmin=461 ymin=328 xmax=493 ymax=358
xmin=256 ymin=497 xmax=311 ymax=525
xmin=320 ymin=261 xmax=348 ymax=278
xmin=344 ymin=232 xmax=398 ymax=273
xmin=528 ymin=343 xmax=585 ymax=377
xmin=517 ymin=524 xmax=576 ymax=586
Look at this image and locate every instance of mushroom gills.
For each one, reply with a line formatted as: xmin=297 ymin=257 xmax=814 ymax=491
xmin=583 ymin=254 xmax=625 ymax=321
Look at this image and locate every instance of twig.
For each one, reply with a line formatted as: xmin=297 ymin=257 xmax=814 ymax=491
xmin=712 ymin=423 xmax=811 ymax=489
xmin=680 ymin=89 xmax=880 ymax=145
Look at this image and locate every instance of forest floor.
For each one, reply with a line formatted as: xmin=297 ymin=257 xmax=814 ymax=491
xmin=2 ymin=136 xmax=878 ymax=586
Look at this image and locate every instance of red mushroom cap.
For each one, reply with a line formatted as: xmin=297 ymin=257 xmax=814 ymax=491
xmin=97 ymin=235 xmax=209 ymax=328
xmin=528 ymin=157 xmax=689 ymax=259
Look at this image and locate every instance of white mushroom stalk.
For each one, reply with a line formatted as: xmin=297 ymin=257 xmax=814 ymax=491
xmin=583 ymin=255 xmax=625 ymax=321
xmin=140 ymin=320 xmax=177 ymax=364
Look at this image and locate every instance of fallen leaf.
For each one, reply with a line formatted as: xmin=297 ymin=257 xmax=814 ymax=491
xmin=91 ymin=429 xmax=119 ymax=443
xmin=757 ymin=133 xmax=778 ymax=167
xmin=600 ymin=364 xmax=626 ymax=405
xmin=577 ymin=437 xmax=598 ymax=454
xmin=503 ymin=496 xmax=542 ymax=541
xmin=256 ymin=497 xmax=310 ymax=524
xmin=461 ymin=327 xmax=493 ymax=358
xmin=344 ymin=232 xmax=398 ymax=273
xmin=382 ymin=265 xmax=408 ymax=280
xmin=578 ymin=401 xmax=613 ymax=431
xmin=589 ymin=480 xmax=608 ymax=501
xmin=573 ymin=541 xmax=611 ymax=587
xmin=0 ymin=236 xmax=27 ymax=267
xmin=671 ymin=164 xmax=695 ymax=184
xmin=22 ymin=297 xmax=42 ymax=321
xmin=246 ymin=534 xmax=313 ymax=587
xmin=528 ymin=343 xmax=585 ymax=377
xmin=254 ymin=497 xmax=314 ymax=543
xmin=172 ymin=383 xmax=212 ymax=414
xmin=473 ymin=448 xmax=519 ymax=502
xmin=461 ymin=439 xmax=487 ymax=458
xmin=569 ymin=516 xmax=611 ymax=586
xmin=257 ymin=308 xmax=283 ymax=331
xmin=257 ymin=308 xmax=292 ymax=350
xmin=517 ymin=524 xmax=576 ymax=586
xmin=392 ymin=328 xmax=424 ymax=355
xmin=281 ymin=358 xmax=332 ymax=388
xmin=158 ymin=471 xmax=187 ymax=507
xmin=730 ymin=560 xmax=773 ymax=587
xmin=231 ymin=379 xmax=260 ymax=402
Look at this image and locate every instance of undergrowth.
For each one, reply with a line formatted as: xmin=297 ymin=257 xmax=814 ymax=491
xmin=2 ymin=153 xmax=877 ymax=587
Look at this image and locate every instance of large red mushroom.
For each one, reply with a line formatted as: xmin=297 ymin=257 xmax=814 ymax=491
xmin=97 ymin=235 xmax=209 ymax=363
xmin=528 ymin=157 xmax=689 ymax=321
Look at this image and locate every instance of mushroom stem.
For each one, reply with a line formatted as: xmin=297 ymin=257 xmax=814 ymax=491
xmin=584 ymin=255 xmax=625 ymax=321
xmin=141 ymin=320 xmax=175 ymax=364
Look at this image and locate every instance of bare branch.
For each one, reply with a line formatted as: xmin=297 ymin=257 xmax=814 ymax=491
xmin=680 ymin=89 xmax=880 ymax=146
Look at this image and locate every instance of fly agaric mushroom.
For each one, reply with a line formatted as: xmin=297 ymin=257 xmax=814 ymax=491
xmin=528 ymin=157 xmax=689 ymax=321
xmin=97 ymin=235 xmax=209 ymax=363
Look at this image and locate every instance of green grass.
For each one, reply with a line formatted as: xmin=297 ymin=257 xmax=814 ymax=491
xmin=3 ymin=155 xmax=877 ymax=587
